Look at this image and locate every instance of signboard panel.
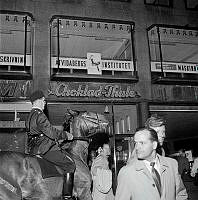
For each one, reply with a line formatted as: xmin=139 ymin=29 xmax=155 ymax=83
xmin=51 ymin=57 xmax=134 ymax=72
xmin=151 ymin=61 xmax=198 ymax=74
xmin=0 ymin=54 xmax=32 ymax=66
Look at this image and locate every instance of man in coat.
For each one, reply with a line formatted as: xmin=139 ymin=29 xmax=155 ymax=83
xmin=26 ymin=90 xmax=75 ymax=199
xmin=115 ymin=128 xmax=188 ymax=200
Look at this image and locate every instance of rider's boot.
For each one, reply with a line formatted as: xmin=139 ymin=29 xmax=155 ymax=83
xmin=62 ymin=172 xmax=74 ymax=200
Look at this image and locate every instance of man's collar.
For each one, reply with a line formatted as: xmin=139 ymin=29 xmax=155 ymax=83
xmin=134 ymin=154 xmax=169 ymax=171
xmin=32 ymin=106 xmax=42 ymax=111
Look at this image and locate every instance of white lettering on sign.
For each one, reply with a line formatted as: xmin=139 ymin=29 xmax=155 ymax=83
xmin=151 ymin=61 xmax=198 ymax=74
xmin=48 ymin=83 xmax=140 ymax=98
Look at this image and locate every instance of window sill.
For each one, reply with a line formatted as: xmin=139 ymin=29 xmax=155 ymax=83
xmin=50 ymin=73 xmax=139 ymax=83
xmin=0 ymin=72 xmax=32 ymax=80
xmin=152 ymin=76 xmax=198 ymax=86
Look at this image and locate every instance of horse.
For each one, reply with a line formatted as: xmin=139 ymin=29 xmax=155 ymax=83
xmin=0 ymin=110 xmax=110 ymax=200
xmin=62 ymin=110 xmax=110 ymax=200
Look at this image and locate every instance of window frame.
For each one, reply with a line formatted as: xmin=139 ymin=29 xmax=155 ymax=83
xmin=147 ymin=24 xmax=198 ymax=85
xmin=184 ymin=0 xmax=198 ymax=10
xmin=144 ymin=0 xmax=173 ymax=7
xmin=0 ymin=10 xmax=34 ymax=80
xmin=49 ymin=15 xmax=138 ymax=83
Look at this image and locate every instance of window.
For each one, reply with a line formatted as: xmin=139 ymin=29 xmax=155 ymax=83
xmin=184 ymin=0 xmax=198 ymax=10
xmin=148 ymin=25 xmax=198 ymax=84
xmin=0 ymin=11 xmax=34 ymax=79
xmin=150 ymin=105 xmax=198 ymax=154
xmin=107 ymin=0 xmax=131 ymax=2
xmin=144 ymin=0 xmax=173 ymax=7
xmin=50 ymin=16 xmax=137 ymax=82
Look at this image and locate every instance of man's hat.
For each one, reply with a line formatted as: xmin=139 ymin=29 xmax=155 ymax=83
xmin=30 ymin=90 xmax=45 ymax=103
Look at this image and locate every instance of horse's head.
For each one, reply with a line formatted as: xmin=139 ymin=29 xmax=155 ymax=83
xmin=62 ymin=110 xmax=110 ymax=161
xmin=73 ymin=111 xmax=110 ymax=139
xmin=63 ymin=109 xmax=110 ymax=139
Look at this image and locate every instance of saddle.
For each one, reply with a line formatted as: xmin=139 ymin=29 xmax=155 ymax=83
xmin=36 ymin=156 xmax=63 ymax=179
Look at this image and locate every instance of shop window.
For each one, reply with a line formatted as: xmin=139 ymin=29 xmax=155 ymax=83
xmin=50 ymin=16 xmax=137 ymax=83
xmin=107 ymin=0 xmax=131 ymax=2
xmin=144 ymin=0 xmax=173 ymax=7
xmin=184 ymin=0 xmax=198 ymax=10
xmin=0 ymin=102 xmax=31 ymax=153
xmin=0 ymin=11 xmax=34 ymax=80
xmin=150 ymin=105 xmax=198 ymax=155
xmin=148 ymin=25 xmax=198 ymax=85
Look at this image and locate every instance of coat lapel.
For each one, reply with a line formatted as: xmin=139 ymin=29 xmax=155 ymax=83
xmin=158 ymin=155 xmax=169 ymax=198
xmin=158 ymin=155 xmax=169 ymax=176
xmin=134 ymin=159 xmax=153 ymax=181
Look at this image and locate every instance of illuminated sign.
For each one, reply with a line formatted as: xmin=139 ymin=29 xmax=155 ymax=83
xmin=0 ymin=80 xmax=32 ymax=98
xmin=48 ymin=82 xmax=140 ymax=99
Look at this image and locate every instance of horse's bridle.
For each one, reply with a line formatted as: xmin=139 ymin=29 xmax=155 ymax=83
xmin=64 ymin=110 xmax=109 ymax=142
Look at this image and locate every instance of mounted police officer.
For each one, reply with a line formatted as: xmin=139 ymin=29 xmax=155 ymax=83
xmin=26 ymin=90 xmax=75 ymax=199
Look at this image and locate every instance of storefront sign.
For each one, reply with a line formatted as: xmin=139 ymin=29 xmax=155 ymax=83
xmin=48 ymin=82 xmax=141 ymax=99
xmin=52 ymin=57 xmax=134 ymax=72
xmin=0 ymin=54 xmax=31 ymax=66
xmin=151 ymin=61 xmax=198 ymax=74
xmin=0 ymin=80 xmax=32 ymax=98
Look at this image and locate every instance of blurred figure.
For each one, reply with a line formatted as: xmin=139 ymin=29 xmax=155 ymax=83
xmin=88 ymin=150 xmax=96 ymax=169
xmin=145 ymin=114 xmax=166 ymax=156
xmin=191 ymin=154 xmax=198 ymax=178
xmin=90 ymin=132 xmax=114 ymax=200
xmin=191 ymin=155 xmax=198 ymax=186
xmin=176 ymin=149 xmax=190 ymax=178
xmin=115 ymin=128 xmax=188 ymax=200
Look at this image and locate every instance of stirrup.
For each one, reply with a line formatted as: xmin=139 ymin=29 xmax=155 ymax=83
xmin=62 ymin=173 xmax=74 ymax=197
xmin=62 ymin=196 xmax=75 ymax=200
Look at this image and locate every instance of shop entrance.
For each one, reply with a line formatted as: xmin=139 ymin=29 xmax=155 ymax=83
xmin=150 ymin=105 xmax=198 ymax=157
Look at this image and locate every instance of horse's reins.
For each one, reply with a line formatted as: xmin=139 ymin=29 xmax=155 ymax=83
xmin=64 ymin=111 xmax=104 ymax=142
xmin=80 ymin=112 xmax=108 ymax=139
xmin=0 ymin=172 xmax=18 ymax=194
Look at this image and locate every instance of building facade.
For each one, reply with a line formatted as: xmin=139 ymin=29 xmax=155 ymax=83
xmin=1 ymin=0 xmax=198 ymax=180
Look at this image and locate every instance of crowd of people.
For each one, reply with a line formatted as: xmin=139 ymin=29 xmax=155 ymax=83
xmin=26 ymin=90 xmax=198 ymax=200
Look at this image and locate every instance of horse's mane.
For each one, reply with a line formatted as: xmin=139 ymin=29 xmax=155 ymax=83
xmin=63 ymin=109 xmax=110 ymax=138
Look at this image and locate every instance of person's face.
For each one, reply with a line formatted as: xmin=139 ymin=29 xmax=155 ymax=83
xmin=134 ymin=130 xmax=157 ymax=161
xmin=99 ymin=144 xmax=111 ymax=158
xmin=38 ymin=97 xmax=46 ymax=110
xmin=151 ymin=125 xmax=165 ymax=146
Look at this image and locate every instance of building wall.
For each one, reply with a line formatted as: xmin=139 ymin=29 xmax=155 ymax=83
xmin=1 ymin=0 xmax=197 ymax=102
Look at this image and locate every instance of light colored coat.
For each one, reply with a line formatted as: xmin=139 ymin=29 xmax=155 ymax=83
xmin=115 ymin=154 xmax=188 ymax=200
xmin=91 ymin=155 xmax=114 ymax=200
